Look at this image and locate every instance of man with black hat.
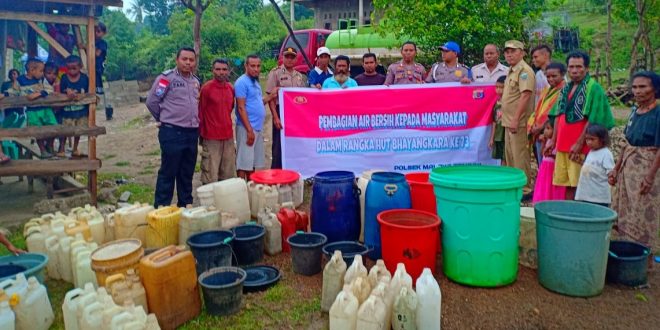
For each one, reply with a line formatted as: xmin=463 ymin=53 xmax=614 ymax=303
xmin=266 ymin=47 xmax=306 ymax=169
xmin=426 ymin=41 xmax=470 ymax=83
xmin=501 ymin=40 xmax=536 ymax=201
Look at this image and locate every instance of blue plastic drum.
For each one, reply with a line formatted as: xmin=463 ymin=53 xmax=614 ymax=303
xmin=311 ymin=171 xmax=360 ymax=243
xmin=364 ymin=172 xmax=411 ymax=259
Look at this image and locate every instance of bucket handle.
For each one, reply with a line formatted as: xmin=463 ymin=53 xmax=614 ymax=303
xmin=384 ymin=184 xmax=398 ymax=196
xmin=105 ymin=273 xmax=127 ymax=289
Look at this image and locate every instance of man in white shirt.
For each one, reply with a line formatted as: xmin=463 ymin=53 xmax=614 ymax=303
xmin=531 ymin=44 xmax=552 ymax=103
xmin=471 ymin=44 xmax=509 ymax=83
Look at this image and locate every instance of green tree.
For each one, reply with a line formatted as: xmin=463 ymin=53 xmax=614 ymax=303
xmin=372 ymin=0 xmax=544 ymax=65
xmin=101 ymin=9 xmax=138 ymax=80
xmin=612 ymin=0 xmax=659 ymax=74
xmin=138 ymin=0 xmax=181 ymax=34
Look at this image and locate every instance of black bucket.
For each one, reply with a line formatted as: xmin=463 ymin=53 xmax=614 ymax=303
xmin=0 ymin=264 xmax=27 ymax=278
xmin=105 ymin=106 xmax=114 ymax=120
xmin=187 ymin=230 xmax=235 ymax=275
xmin=322 ymin=241 xmax=369 ymax=265
xmin=606 ymin=240 xmax=650 ymax=286
xmin=232 ymin=224 xmax=265 ymax=266
xmin=287 ymin=232 xmax=328 ymax=276
xmin=198 ymin=266 xmax=246 ymax=316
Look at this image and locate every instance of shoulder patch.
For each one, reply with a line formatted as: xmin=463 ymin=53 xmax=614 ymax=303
xmin=520 ymin=72 xmax=528 ymax=80
xmin=161 ymin=69 xmax=174 ymax=76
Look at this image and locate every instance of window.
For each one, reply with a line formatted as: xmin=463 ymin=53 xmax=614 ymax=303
xmin=284 ymin=32 xmax=309 ymax=51
xmin=324 ymin=22 xmax=332 ymax=30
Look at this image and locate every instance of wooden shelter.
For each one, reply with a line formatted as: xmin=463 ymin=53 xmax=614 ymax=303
xmin=0 ymin=0 xmax=123 ymax=204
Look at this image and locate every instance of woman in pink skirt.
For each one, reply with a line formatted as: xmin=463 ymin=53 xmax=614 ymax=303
xmin=533 ymin=120 xmax=567 ymax=202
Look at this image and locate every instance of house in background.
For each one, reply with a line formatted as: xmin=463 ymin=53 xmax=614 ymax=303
xmin=293 ymin=0 xmax=377 ymax=30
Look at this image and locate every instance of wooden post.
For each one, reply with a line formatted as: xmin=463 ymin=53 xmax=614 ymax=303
xmin=27 ymin=24 xmax=37 ymax=58
xmin=0 ymin=20 xmax=6 ymax=78
xmin=26 ymin=21 xmax=71 ymax=59
xmin=73 ymin=26 xmax=87 ymax=71
xmin=290 ymin=0 xmax=295 ymax=29
xmin=359 ymin=0 xmax=364 ymax=27
xmin=86 ymin=16 xmax=98 ymax=205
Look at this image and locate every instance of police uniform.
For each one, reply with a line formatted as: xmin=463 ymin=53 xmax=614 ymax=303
xmin=146 ymin=68 xmax=201 ymax=208
xmin=266 ymin=49 xmax=306 ymax=169
xmin=384 ymin=60 xmax=426 ymax=85
xmin=425 ymin=62 xmax=469 ymax=83
xmin=471 ymin=62 xmax=509 ymax=83
xmin=500 ymin=40 xmax=536 ymax=196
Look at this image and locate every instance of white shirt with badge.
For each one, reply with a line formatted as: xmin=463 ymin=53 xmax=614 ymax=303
xmin=575 ymin=147 xmax=615 ymax=204
xmin=471 ymin=62 xmax=509 ymax=83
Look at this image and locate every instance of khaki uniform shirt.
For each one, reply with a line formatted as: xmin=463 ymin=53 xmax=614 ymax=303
xmin=501 ymin=60 xmax=536 ymax=128
xmin=425 ymin=62 xmax=469 ymax=83
xmin=384 ymin=60 xmax=426 ymax=85
xmin=471 ymin=62 xmax=509 ymax=83
xmin=266 ymin=65 xmax=306 ymax=105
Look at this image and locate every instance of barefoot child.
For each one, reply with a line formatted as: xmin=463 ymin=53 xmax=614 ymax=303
xmin=18 ymin=58 xmax=56 ymax=157
xmin=490 ymin=75 xmax=506 ymax=164
xmin=575 ymin=124 xmax=615 ymax=207
xmin=533 ymin=120 xmax=566 ymax=203
xmin=60 ymin=55 xmax=90 ymax=157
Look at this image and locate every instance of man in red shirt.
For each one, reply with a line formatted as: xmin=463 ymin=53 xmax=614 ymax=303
xmin=199 ymin=59 xmax=236 ymax=183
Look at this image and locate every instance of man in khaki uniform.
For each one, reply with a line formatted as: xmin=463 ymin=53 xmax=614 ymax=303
xmin=501 ymin=40 xmax=536 ymax=200
xmin=385 ymin=41 xmax=426 ymax=85
xmin=426 ymin=41 xmax=469 ymax=83
xmin=266 ymin=47 xmax=306 ymax=169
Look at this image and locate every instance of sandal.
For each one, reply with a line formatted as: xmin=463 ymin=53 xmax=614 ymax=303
xmin=0 ymin=155 xmax=10 ymax=165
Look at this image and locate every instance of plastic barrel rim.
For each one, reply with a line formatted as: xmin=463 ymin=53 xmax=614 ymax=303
xmin=430 ymin=165 xmax=527 ymax=190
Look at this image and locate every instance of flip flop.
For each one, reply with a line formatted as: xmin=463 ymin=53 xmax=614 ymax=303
xmin=0 ymin=155 xmax=10 ymax=165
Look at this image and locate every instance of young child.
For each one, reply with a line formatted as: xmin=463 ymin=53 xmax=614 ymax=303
xmin=60 ymin=55 xmax=90 ymax=158
xmin=18 ymin=58 xmax=56 ymax=157
xmin=575 ymin=124 xmax=615 ymax=207
xmin=44 ymin=62 xmax=65 ymax=156
xmin=533 ymin=120 xmax=566 ymax=203
xmin=489 ymin=75 xmax=506 ymax=164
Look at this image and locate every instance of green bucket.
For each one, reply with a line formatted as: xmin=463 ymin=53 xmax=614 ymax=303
xmin=535 ymin=201 xmax=616 ymax=297
xmin=430 ymin=165 xmax=527 ymax=287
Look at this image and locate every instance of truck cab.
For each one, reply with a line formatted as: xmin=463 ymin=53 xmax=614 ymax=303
xmin=277 ymin=29 xmax=333 ymax=75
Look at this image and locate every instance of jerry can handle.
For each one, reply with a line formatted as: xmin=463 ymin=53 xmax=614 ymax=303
xmin=222 ymin=237 xmax=233 ymax=244
xmin=149 ymin=246 xmax=176 ymax=263
xmin=384 ymin=184 xmax=398 ymax=196
xmin=105 ymin=273 xmax=126 ymax=288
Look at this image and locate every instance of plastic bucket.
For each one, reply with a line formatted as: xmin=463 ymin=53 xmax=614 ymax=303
xmin=187 ymin=230 xmax=235 ymax=275
xmin=535 ymin=201 xmax=616 ymax=297
xmin=91 ymin=239 xmax=144 ymax=286
xmin=519 ymin=207 xmax=537 ymax=269
xmin=198 ymin=266 xmax=246 ymax=316
xmin=405 ymin=172 xmax=436 ymax=214
xmin=0 ymin=253 xmax=48 ymax=283
xmin=322 ymin=241 xmax=369 ymax=265
xmin=232 ymin=224 xmax=265 ymax=266
xmin=287 ymin=232 xmax=328 ymax=276
xmin=196 ymin=184 xmax=216 ymax=207
xmin=430 ymin=165 xmax=526 ymax=287
xmin=377 ymin=209 xmax=440 ymax=280
xmin=606 ymin=240 xmax=650 ymax=286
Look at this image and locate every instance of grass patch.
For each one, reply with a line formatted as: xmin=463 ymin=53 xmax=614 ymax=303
xmin=114 ymin=161 xmax=131 ymax=167
xmin=103 ymin=154 xmax=117 ymax=160
xmin=615 ymin=117 xmax=628 ymax=127
xmin=77 ymin=172 xmax=129 ymax=186
xmin=143 ymin=149 xmax=161 ymax=156
xmin=138 ymin=169 xmax=155 ymax=175
xmin=263 ymin=283 xmax=293 ymax=303
xmin=122 ymin=114 xmax=151 ymax=130
xmin=194 ymin=163 xmax=201 ymax=173
xmin=116 ymin=182 xmax=154 ymax=204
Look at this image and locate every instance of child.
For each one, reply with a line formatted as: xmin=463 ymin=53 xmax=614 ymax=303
xmin=575 ymin=124 xmax=615 ymax=207
xmin=60 ymin=55 xmax=90 ymax=158
xmin=79 ymin=22 xmax=109 ymax=118
xmin=44 ymin=62 xmax=65 ymax=156
xmin=489 ymin=75 xmax=506 ymax=164
xmin=18 ymin=58 xmax=56 ymax=157
xmin=532 ymin=120 xmax=566 ymax=203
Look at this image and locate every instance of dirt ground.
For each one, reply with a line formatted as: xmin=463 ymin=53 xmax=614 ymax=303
xmin=2 ymin=103 xmax=657 ymax=329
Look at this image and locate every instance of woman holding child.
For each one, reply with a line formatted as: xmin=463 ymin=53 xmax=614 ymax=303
xmin=609 ymin=71 xmax=660 ymax=257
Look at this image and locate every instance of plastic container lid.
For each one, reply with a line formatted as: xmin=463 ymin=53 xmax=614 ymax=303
xmin=242 ymin=265 xmax=281 ymax=293
xmin=430 ymin=165 xmax=527 ymax=190
xmin=250 ymin=170 xmax=300 ymax=185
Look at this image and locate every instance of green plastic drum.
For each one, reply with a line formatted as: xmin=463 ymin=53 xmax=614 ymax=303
xmin=430 ymin=165 xmax=527 ymax=287
xmin=534 ymin=201 xmax=616 ymax=297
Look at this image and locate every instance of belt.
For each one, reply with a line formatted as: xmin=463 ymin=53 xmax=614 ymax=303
xmin=161 ymin=123 xmax=199 ymax=131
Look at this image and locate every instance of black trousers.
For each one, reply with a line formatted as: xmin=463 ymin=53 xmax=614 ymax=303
xmin=271 ymin=105 xmax=282 ymax=169
xmin=155 ymin=124 xmax=199 ymax=208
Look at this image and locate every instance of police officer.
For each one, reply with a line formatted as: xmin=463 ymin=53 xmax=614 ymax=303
xmin=384 ymin=41 xmax=426 ymax=85
xmin=501 ymin=40 xmax=536 ymax=201
xmin=146 ymin=47 xmax=201 ymax=208
xmin=471 ymin=44 xmax=509 ymax=83
xmin=265 ymin=47 xmax=306 ymax=169
xmin=426 ymin=41 xmax=469 ymax=83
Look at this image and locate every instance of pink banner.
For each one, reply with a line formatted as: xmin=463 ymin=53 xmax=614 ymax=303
xmin=280 ymin=84 xmax=498 ymax=177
